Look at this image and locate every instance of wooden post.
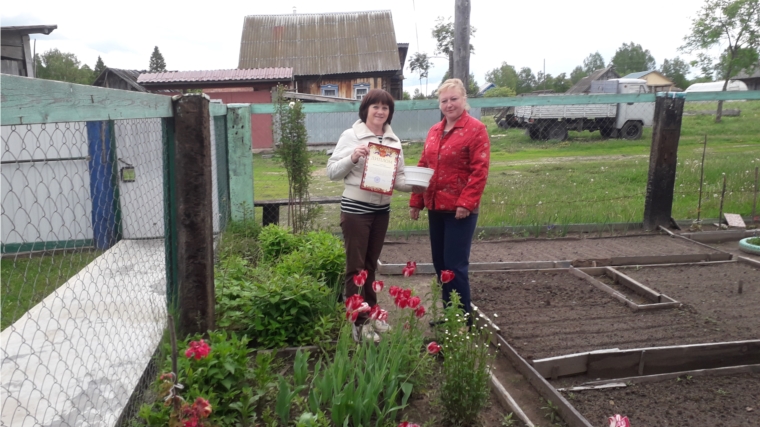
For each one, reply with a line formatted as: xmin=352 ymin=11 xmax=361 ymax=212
xmin=226 ymin=104 xmax=254 ymax=221
xmin=173 ymin=95 xmax=215 ymax=336
xmin=643 ymin=94 xmax=684 ymax=231
xmin=753 ymin=166 xmax=758 ymax=225
xmin=453 ymin=0 xmax=471 ymax=90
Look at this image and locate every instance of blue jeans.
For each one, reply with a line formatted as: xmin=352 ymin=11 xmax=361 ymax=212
xmin=428 ymin=210 xmax=478 ymax=321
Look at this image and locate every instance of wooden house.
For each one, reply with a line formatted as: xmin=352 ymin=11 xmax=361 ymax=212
xmin=623 ymin=70 xmax=677 ymax=92
xmin=735 ymin=63 xmax=760 ymax=91
xmin=238 ymin=10 xmax=408 ymax=101
xmin=1 ymin=25 xmax=57 ymax=77
xmin=566 ymin=66 xmax=620 ymax=94
xmin=93 ymin=68 xmax=149 ymax=92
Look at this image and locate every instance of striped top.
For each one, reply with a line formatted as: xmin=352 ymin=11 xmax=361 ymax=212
xmin=341 ymin=135 xmax=390 ymax=214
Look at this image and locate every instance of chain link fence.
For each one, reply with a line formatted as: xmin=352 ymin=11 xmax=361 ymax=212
xmin=254 ymin=94 xmax=759 ymax=234
xmin=1 ymin=103 xmax=229 ymax=426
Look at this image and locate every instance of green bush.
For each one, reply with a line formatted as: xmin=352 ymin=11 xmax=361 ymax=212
xmin=219 ymin=218 xmax=262 ymax=263
xmin=258 ymin=224 xmax=300 ymax=262
xmin=275 ymin=231 xmax=346 ymax=289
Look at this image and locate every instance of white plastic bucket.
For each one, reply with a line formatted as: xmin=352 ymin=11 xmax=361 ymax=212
xmin=404 ymin=166 xmax=434 ymax=187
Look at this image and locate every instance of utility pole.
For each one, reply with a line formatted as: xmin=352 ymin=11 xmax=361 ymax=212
xmin=453 ymin=0 xmax=471 ymax=91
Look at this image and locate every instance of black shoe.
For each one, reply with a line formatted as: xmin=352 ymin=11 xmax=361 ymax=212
xmin=428 ymin=319 xmax=445 ymax=328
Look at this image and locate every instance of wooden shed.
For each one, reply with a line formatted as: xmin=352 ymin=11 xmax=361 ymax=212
xmin=238 ymin=10 xmax=407 ymax=101
xmin=734 ymin=63 xmax=760 ymax=91
xmin=1 ymin=25 xmax=57 ymax=77
xmin=93 ymin=68 xmax=148 ymax=92
xmin=623 ymin=70 xmax=677 ymax=92
xmin=566 ymin=66 xmax=620 ymax=94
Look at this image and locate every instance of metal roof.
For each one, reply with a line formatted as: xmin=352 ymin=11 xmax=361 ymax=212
xmin=566 ymin=66 xmax=620 ymax=94
xmin=735 ymin=63 xmax=760 ymax=79
xmin=137 ymin=68 xmax=293 ymax=84
xmin=0 ymin=25 xmax=57 ymax=35
xmin=623 ymin=70 xmax=653 ymax=79
xmin=238 ymin=10 xmax=401 ymax=76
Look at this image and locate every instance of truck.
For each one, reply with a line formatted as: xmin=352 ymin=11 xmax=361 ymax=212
xmin=510 ymin=79 xmax=655 ymax=141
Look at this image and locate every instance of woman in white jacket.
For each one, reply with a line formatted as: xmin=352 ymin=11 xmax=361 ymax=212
xmin=327 ymin=89 xmax=416 ymax=343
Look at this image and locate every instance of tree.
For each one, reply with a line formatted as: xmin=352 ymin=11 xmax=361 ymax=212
xmin=570 ymin=66 xmax=588 ymax=85
xmin=611 ymin=42 xmax=656 ymax=76
xmin=437 ymin=70 xmax=478 ymax=96
xmin=484 ymin=62 xmax=518 ymax=91
xmin=583 ymin=52 xmax=606 ymax=73
xmin=412 ymin=88 xmax=427 ymax=100
xmin=516 ymin=67 xmax=536 ymax=94
xmin=92 ymin=56 xmax=106 ymax=81
xmin=681 ymin=0 xmax=760 ymax=122
xmin=552 ymin=73 xmax=571 ymax=93
xmin=34 ymin=49 xmax=95 ymax=84
xmin=483 ymin=86 xmax=516 ymax=97
xmin=402 ymin=91 xmax=412 ymax=100
xmin=149 ymin=46 xmax=167 ymax=72
xmin=535 ymin=71 xmax=555 ymax=92
xmin=408 ymin=52 xmax=433 ymax=96
xmin=432 ymin=16 xmax=476 ymax=79
xmin=660 ymin=57 xmax=691 ymax=90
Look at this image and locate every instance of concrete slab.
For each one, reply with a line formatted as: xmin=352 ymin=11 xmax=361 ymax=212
xmin=1 ymin=239 xmax=167 ymax=427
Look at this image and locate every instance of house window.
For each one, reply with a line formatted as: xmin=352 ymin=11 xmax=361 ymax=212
xmin=320 ymin=84 xmax=338 ymax=97
xmin=354 ymin=83 xmax=370 ymax=100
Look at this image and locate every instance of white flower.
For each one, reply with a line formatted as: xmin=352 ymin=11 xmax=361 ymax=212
xmin=288 ymin=101 xmax=295 ymax=108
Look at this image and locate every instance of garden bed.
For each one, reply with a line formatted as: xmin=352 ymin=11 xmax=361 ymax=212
xmin=469 ymin=266 xmax=760 ymax=361
xmin=379 ymin=234 xmax=729 ymax=274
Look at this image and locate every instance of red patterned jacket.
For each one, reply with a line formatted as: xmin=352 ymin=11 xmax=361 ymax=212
xmin=410 ymin=111 xmax=490 ymax=212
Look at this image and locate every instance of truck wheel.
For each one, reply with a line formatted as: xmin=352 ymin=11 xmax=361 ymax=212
xmin=600 ymin=126 xmax=617 ymax=138
xmin=528 ymin=128 xmax=542 ymax=140
xmin=547 ymin=126 xmax=568 ymax=141
xmin=621 ymin=121 xmax=643 ymax=140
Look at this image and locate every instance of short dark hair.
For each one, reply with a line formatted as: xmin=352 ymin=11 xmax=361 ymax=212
xmin=358 ymin=89 xmax=395 ymax=125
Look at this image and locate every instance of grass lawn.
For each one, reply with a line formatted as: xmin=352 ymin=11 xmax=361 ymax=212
xmin=1 ymin=249 xmax=102 ymax=329
xmin=253 ymin=100 xmax=760 ymax=232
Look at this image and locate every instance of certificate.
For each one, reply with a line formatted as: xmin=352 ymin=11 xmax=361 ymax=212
xmin=360 ymin=142 xmax=400 ymax=195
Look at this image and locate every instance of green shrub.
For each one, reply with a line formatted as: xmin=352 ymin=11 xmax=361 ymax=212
xmin=258 ymin=224 xmax=299 ymax=262
xmin=275 ymin=231 xmax=346 ymax=289
xmin=747 ymin=237 xmax=760 ymax=246
xmin=219 ymin=218 xmax=262 ymax=262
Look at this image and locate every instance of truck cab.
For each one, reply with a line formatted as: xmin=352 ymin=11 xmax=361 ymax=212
xmin=592 ymin=79 xmax=655 ymax=139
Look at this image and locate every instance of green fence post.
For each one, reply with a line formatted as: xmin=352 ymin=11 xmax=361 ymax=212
xmin=226 ymin=104 xmax=254 ymax=222
xmin=214 ymin=115 xmax=230 ymax=231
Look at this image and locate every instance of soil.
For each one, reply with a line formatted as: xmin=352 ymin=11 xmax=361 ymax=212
xmin=613 ymin=262 xmax=760 ymax=337
xmin=561 ymin=373 xmax=760 ymax=427
xmin=469 ymin=269 xmax=759 ymax=361
xmin=380 ymin=234 xmax=722 ymax=265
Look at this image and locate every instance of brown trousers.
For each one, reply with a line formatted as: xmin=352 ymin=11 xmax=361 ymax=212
xmin=340 ymin=211 xmax=389 ymax=326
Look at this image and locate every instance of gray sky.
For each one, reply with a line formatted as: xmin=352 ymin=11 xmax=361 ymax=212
xmin=2 ymin=0 xmax=712 ymax=96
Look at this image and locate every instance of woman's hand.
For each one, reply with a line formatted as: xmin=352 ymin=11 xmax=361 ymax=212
xmin=455 ymin=207 xmax=471 ymax=219
xmin=411 ymin=185 xmax=426 ymax=194
xmin=409 ymin=207 xmax=421 ymax=220
xmin=350 ymin=145 xmax=369 ymax=163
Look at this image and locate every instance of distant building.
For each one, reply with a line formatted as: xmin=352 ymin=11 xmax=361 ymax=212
xmin=565 ymin=66 xmax=620 ymax=94
xmin=476 ymin=82 xmax=496 ymax=97
xmin=93 ymin=68 xmax=149 ymax=92
xmin=623 ymin=70 xmax=677 ymax=92
xmin=238 ymin=11 xmax=407 ymax=101
xmin=1 ymin=25 xmax=57 ymax=77
xmin=734 ymin=63 xmax=760 ymax=90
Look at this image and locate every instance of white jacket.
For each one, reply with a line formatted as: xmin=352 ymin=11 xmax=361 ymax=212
xmin=327 ymin=120 xmax=412 ymax=205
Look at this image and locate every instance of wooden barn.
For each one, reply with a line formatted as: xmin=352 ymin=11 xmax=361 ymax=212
xmin=1 ymin=25 xmax=57 ymax=77
xmin=238 ymin=10 xmax=408 ymax=101
xmin=566 ymin=66 xmax=620 ymax=94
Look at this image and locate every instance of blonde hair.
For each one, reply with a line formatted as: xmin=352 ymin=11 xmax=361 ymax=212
xmin=437 ymin=78 xmax=470 ymax=110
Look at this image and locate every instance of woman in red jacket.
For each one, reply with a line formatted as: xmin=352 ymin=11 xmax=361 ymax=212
xmin=409 ymin=78 xmax=490 ymax=325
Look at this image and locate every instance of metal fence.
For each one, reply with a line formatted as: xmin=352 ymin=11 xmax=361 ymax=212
xmin=1 ymin=77 xmax=231 ymax=427
xmin=255 ymin=91 xmax=760 ymax=233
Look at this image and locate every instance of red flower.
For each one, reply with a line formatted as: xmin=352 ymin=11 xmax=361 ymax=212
xmin=426 ymin=342 xmax=441 ymax=354
xmin=369 ymin=305 xmax=388 ymax=322
xmin=185 ymin=339 xmax=210 ymax=360
xmin=414 ymin=305 xmax=426 ymax=318
xmin=372 ymin=280 xmax=384 ymax=293
xmin=441 ymin=270 xmax=455 ymax=284
xmin=408 ymin=296 xmax=421 ymax=309
xmin=346 ymin=310 xmax=359 ymax=322
xmin=402 ymin=261 xmax=417 ymax=277
xmin=398 ymin=422 xmax=421 ymax=427
xmin=607 ymin=415 xmax=630 ymax=427
xmin=389 ymin=285 xmax=401 ymax=297
xmin=402 ymin=288 xmax=412 ymax=299
xmin=395 ymin=295 xmax=409 ymax=309
xmin=345 ymin=294 xmax=365 ymax=311
xmin=353 ymin=270 xmax=368 ymax=287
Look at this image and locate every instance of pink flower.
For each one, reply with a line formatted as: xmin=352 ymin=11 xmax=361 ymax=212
xmin=395 ymin=295 xmax=409 ymax=309
xmin=402 ymin=288 xmax=412 ymax=299
xmin=426 ymin=342 xmax=441 ymax=354
xmin=184 ymin=339 xmax=210 ymax=360
xmin=369 ymin=305 xmax=388 ymax=322
xmin=414 ymin=305 xmax=426 ymax=318
xmin=194 ymin=397 xmax=212 ymax=417
xmin=345 ymin=294 xmax=365 ymax=311
xmin=398 ymin=422 xmax=421 ymax=427
xmin=608 ymin=415 xmax=630 ymax=427
xmin=402 ymin=261 xmax=417 ymax=277
xmin=372 ymin=280 xmax=384 ymax=293
xmin=389 ymin=285 xmax=401 ymax=297
xmin=346 ymin=310 xmax=359 ymax=322
xmin=408 ymin=296 xmax=421 ymax=309
xmin=353 ymin=270 xmax=368 ymax=287
xmin=441 ymin=270 xmax=455 ymax=284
